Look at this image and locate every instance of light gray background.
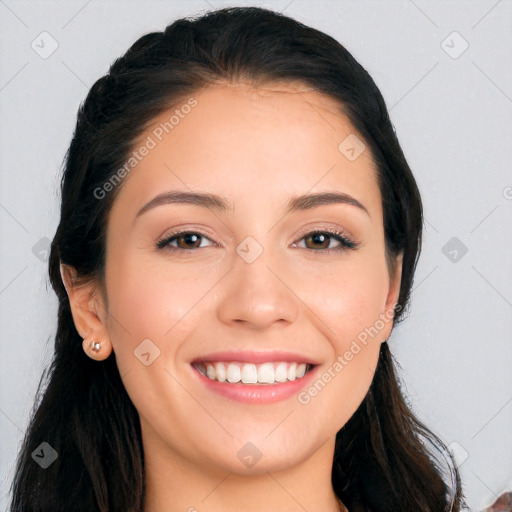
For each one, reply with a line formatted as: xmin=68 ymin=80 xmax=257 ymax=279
xmin=0 ymin=1 xmax=511 ymax=510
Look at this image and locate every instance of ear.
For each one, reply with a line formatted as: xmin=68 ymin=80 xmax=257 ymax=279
xmin=385 ymin=251 xmax=403 ymax=314
xmin=378 ymin=251 xmax=403 ymax=343
xmin=60 ymin=263 xmax=112 ymax=360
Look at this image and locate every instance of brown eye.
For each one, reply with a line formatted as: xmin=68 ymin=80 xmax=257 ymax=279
xmin=156 ymin=231 xmax=214 ymax=250
xmin=174 ymin=233 xmax=202 ymax=249
xmin=304 ymin=232 xmax=331 ymax=250
xmin=294 ymin=230 xmax=357 ymax=252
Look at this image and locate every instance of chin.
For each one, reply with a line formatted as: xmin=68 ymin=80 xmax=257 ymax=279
xmin=198 ymin=430 xmax=323 ymax=476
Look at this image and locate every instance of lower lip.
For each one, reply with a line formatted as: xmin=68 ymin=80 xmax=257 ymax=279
xmin=192 ymin=364 xmax=319 ymax=403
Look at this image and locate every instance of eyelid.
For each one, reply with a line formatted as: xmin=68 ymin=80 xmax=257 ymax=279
xmin=291 ymin=227 xmax=358 ymax=252
xmin=156 ymin=228 xmax=218 ymax=250
xmin=292 ymin=223 xmax=355 ymax=243
xmin=157 ymin=224 xmax=359 ymax=253
xmin=157 ymin=223 xmax=219 ymax=242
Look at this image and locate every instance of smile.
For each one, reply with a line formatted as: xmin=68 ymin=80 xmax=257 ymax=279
xmin=190 ymin=350 xmax=320 ymax=403
xmin=193 ymin=361 xmax=314 ymax=385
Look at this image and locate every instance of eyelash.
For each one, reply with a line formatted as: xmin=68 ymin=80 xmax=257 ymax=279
xmin=156 ymin=228 xmax=359 ymax=254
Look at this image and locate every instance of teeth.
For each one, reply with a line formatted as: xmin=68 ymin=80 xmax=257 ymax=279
xmin=241 ymin=364 xmax=258 ymax=384
xmin=214 ymin=362 xmax=226 ymax=382
xmin=275 ymin=362 xmax=288 ymax=382
xmin=206 ymin=364 xmax=216 ymax=380
xmin=198 ymin=361 xmax=312 ymax=385
xmin=258 ymin=363 xmax=274 ymax=384
xmin=226 ymin=364 xmax=241 ymax=383
xmin=287 ymin=362 xmax=297 ymax=381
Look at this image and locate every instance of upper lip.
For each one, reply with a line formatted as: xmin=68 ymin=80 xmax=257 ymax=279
xmin=191 ymin=350 xmax=320 ymax=365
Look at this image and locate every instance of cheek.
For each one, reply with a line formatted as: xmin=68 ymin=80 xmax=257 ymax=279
xmin=104 ymin=253 xmax=204 ymax=365
xmin=304 ymin=255 xmax=390 ymax=342
xmin=297 ymin=263 xmax=387 ymax=426
xmin=103 ymin=255 xmax=206 ymax=425
xmin=305 ymin=255 xmax=389 ymax=419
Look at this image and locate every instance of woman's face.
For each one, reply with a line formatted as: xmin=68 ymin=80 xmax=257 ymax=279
xmin=101 ymin=82 xmax=402 ymax=476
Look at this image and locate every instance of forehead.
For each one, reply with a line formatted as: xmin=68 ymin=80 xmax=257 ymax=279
xmin=110 ymin=80 xmax=381 ymax=222
xmin=182 ymin=80 xmax=358 ymax=140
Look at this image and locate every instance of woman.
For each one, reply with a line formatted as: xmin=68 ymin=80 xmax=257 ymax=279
xmin=10 ymin=6 xmax=467 ymax=511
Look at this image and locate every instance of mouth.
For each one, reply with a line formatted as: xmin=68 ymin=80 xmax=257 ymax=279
xmin=190 ymin=350 xmax=320 ymax=402
xmin=192 ymin=361 xmax=316 ymax=385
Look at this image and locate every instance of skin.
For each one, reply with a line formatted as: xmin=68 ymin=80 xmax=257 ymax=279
xmin=62 ymin=81 xmax=402 ymax=512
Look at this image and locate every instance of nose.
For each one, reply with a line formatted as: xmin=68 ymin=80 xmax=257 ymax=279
xmin=215 ymin=247 xmax=300 ymax=330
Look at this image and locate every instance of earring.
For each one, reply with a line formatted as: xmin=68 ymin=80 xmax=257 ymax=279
xmin=90 ymin=340 xmax=101 ymax=353
xmin=83 ymin=336 xmax=103 ymax=359
xmin=82 ymin=335 xmax=112 ymax=360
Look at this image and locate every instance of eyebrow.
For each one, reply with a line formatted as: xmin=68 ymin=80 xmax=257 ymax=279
xmin=134 ymin=190 xmax=370 ymax=221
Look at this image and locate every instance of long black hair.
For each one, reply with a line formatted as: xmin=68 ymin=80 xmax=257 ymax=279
xmin=10 ymin=6 xmax=467 ymax=511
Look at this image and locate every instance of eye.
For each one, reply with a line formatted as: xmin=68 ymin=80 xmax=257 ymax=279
xmin=156 ymin=228 xmax=358 ymax=253
xmin=156 ymin=231 xmax=216 ymax=251
xmin=292 ymin=229 xmax=358 ymax=253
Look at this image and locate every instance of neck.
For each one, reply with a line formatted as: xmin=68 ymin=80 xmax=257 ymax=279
xmin=141 ymin=427 xmax=346 ymax=512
